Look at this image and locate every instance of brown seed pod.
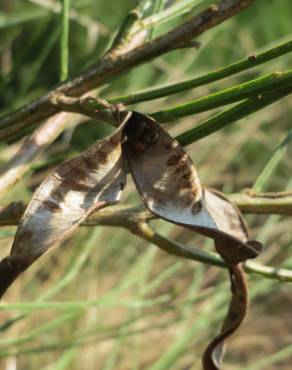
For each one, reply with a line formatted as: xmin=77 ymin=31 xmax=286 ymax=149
xmin=124 ymin=112 xmax=262 ymax=370
xmin=0 ymin=113 xmax=131 ymax=298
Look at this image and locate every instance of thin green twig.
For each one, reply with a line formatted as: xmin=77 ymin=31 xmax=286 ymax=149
xmin=134 ymin=223 xmax=292 ymax=282
xmin=110 ymin=10 xmax=141 ymax=50
xmin=0 ymin=9 xmax=47 ymax=29
xmin=151 ymin=70 xmax=292 ymax=121
xmin=60 ymin=0 xmax=70 ymax=81
xmin=252 ymin=129 xmax=292 ymax=192
xmin=135 ymin=0 xmax=211 ymax=33
xmin=148 ymin=0 xmax=165 ymax=40
xmin=175 ymin=87 xmax=292 ymax=146
xmin=109 ymin=40 xmax=292 ymax=105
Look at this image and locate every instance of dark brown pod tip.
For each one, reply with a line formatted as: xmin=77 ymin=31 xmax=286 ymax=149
xmin=246 ymin=240 xmax=263 ymax=255
xmin=124 ymin=112 xmax=160 ymax=151
xmin=0 ymin=258 xmax=22 ymax=299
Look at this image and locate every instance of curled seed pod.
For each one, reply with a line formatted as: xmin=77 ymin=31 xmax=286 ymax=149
xmin=124 ymin=111 xmax=203 ymax=213
xmin=0 ymin=113 xmax=131 ymax=299
xmin=202 ymin=264 xmax=248 ymax=370
xmin=124 ymin=112 xmax=262 ymax=370
xmin=124 ymin=112 xmax=261 ymax=263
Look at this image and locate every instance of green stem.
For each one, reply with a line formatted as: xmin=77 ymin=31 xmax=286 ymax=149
xmin=148 ymin=0 xmax=165 ymax=40
xmin=175 ymin=88 xmax=292 ymax=146
xmin=151 ymin=70 xmax=292 ymax=122
xmin=110 ymin=10 xmax=141 ymax=49
xmin=0 ymin=8 xmax=48 ymax=29
xmin=109 ymin=40 xmax=292 ymax=105
xmin=60 ymin=0 xmax=70 ymax=81
xmin=252 ymin=129 xmax=292 ymax=192
xmin=135 ymin=223 xmax=292 ymax=282
xmin=228 ymin=193 xmax=292 ymax=216
xmin=135 ymin=0 xmax=210 ymax=33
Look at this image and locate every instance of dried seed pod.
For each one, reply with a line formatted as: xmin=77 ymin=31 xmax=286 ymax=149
xmin=202 ymin=264 xmax=248 ymax=370
xmin=124 ymin=112 xmax=261 ymax=263
xmin=124 ymin=112 xmax=262 ymax=370
xmin=124 ymin=111 xmax=203 ymax=215
xmin=0 ymin=114 xmax=131 ymax=298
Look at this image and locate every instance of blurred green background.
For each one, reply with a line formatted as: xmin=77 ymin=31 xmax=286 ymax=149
xmin=0 ymin=1 xmax=292 ymax=369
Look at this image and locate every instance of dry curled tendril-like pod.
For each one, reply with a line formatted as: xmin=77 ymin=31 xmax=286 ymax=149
xmin=0 ymin=111 xmax=262 ymax=369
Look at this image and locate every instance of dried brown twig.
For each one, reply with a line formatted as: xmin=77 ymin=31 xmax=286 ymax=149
xmin=0 ymin=112 xmax=76 ymax=197
xmin=1 ymin=191 xmax=292 ymax=285
xmin=1 ymin=191 xmax=291 ymax=227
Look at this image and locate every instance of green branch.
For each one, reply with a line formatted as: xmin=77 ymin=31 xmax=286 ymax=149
xmin=60 ymin=0 xmax=70 ymax=82
xmin=151 ymin=70 xmax=292 ymax=122
xmin=133 ymin=223 xmax=292 ymax=282
xmin=110 ymin=40 xmax=292 ymax=105
xmin=252 ymin=129 xmax=292 ymax=192
xmin=175 ymin=87 xmax=292 ymax=146
xmin=134 ymin=0 xmax=208 ymax=32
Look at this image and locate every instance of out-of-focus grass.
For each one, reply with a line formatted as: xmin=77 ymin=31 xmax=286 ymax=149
xmin=0 ymin=0 xmax=292 ymax=369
